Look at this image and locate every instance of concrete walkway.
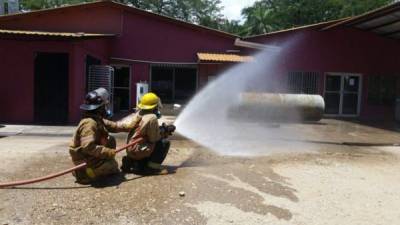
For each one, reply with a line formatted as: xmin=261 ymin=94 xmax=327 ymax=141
xmin=0 ymin=124 xmax=75 ymax=137
xmin=0 ymin=115 xmax=177 ymax=137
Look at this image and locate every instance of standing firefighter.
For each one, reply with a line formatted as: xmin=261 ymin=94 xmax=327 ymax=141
xmin=120 ymin=92 xmax=175 ymax=175
xmin=69 ymin=88 xmax=130 ymax=184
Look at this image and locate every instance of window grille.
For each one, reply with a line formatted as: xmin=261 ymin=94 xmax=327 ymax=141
xmin=88 ymin=65 xmax=114 ymax=113
xmin=288 ymin=72 xmax=319 ymax=94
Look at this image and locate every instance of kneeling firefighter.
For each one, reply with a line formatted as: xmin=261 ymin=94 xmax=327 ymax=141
xmin=121 ymin=92 xmax=175 ymax=175
xmin=69 ymin=88 xmax=131 ymax=184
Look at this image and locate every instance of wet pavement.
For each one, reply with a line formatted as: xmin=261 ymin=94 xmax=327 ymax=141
xmin=1 ymin=119 xmax=400 ymax=224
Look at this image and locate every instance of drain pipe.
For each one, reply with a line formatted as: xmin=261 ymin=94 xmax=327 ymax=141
xmin=0 ymin=138 xmax=143 ymax=188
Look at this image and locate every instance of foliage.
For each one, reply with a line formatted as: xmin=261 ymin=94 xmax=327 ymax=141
xmin=241 ymin=0 xmax=395 ymax=36
xmin=20 ymin=0 xmax=92 ymax=10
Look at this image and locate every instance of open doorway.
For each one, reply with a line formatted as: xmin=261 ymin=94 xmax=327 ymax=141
xmin=34 ymin=53 xmax=69 ymax=124
xmin=112 ymin=65 xmax=131 ymax=113
xmin=150 ymin=66 xmax=197 ymax=103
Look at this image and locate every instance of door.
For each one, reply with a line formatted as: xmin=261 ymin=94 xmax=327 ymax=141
xmin=34 ymin=53 xmax=69 ymax=124
xmin=151 ymin=67 xmax=174 ymax=102
xmin=150 ymin=66 xmax=197 ymax=103
xmin=174 ymin=68 xmax=197 ymax=102
xmin=324 ymin=73 xmax=362 ymax=116
xmin=112 ymin=65 xmax=131 ymax=113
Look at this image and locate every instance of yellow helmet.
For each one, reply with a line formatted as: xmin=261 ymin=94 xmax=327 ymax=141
xmin=138 ymin=92 xmax=160 ymax=110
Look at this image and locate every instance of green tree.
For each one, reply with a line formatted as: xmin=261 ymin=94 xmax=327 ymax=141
xmin=241 ymin=0 xmax=395 ymax=36
xmin=218 ymin=19 xmax=245 ymax=35
xmin=241 ymin=1 xmax=274 ymax=35
xmin=20 ymin=0 xmax=224 ymax=28
xmin=20 ymin=0 xmax=92 ymax=10
xmin=335 ymin=0 xmax=393 ymax=17
xmin=121 ymin=0 xmax=223 ymax=25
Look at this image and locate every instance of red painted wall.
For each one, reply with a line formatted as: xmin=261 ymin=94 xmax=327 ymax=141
xmin=198 ymin=63 xmax=233 ymax=88
xmin=0 ymin=39 xmax=71 ymax=123
xmin=110 ymin=10 xmax=237 ymax=108
xmin=0 ymin=6 xmax=123 ymax=34
xmin=130 ymin=62 xmax=150 ymax=107
xmin=0 ymin=2 xmax=240 ymax=123
xmin=0 ymin=37 xmax=110 ymax=124
xmin=69 ymin=39 xmax=111 ymax=123
xmin=111 ymin=11 xmax=236 ymax=62
xmin=246 ymin=27 xmax=400 ymax=119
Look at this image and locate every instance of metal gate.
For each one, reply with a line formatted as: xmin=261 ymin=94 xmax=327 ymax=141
xmin=88 ymin=65 xmax=114 ymax=113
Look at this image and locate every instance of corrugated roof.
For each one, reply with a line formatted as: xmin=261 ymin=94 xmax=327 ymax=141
xmin=0 ymin=1 xmax=238 ymax=39
xmin=322 ymin=2 xmax=400 ymax=39
xmin=244 ymin=2 xmax=400 ymax=41
xmin=197 ymin=53 xmax=253 ymax=62
xmin=244 ymin=18 xmax=348 ymax=40
xmin=0 ymin=29 xmax=115 ymax=38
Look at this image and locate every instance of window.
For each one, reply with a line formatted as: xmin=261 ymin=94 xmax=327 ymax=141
xmin=151 ymin=65 xmax=197 ymax=103
xmin=368 ymin=75 xmax=397 ymax=106
xmin=287 ymin=72 xmax=319 ymax=94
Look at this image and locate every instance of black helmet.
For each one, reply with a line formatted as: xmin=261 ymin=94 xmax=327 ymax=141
xmin=80 ymin=88 xmax=109 ymax=111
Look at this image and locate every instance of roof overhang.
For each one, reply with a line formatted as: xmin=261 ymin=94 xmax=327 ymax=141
xmin=0 ymin=29 xmax=116 ymax=39
xmin=322 ymin=2 xmax=400 ymax=39
xmin=0 ymin=1 xmax=238 ymax=40
xmin=197 ymin=52 xmax=253 ymax=62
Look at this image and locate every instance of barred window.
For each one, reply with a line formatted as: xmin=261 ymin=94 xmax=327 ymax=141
xmin=288 ymin=72 xmax=319 ymax=94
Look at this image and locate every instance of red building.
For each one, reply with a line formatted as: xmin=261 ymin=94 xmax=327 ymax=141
xmin=0 ymin=1 xmax=399 ymax=123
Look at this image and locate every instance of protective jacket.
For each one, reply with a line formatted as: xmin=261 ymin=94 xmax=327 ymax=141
xmin=124 ymin=111 xmax=161 ymax=160
xmin=69 ymin=116 xmax=132 ymax=180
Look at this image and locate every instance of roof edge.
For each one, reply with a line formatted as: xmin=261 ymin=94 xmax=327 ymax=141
xmin=321 ymin=2 xmax=400 ymax=31
xmin=0 ymin=28 xmax=116 ymax=38
xmin=108 ymin=1 xmax=239 ymax=39
xmin=243 ymin=18 xmax=349 ymax=39
xmin=0 ymin=0 xmax=238 ymax=39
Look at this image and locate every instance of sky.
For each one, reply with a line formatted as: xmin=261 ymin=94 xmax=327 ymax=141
xmin=220 ymin=0 xmax=258 ymax=21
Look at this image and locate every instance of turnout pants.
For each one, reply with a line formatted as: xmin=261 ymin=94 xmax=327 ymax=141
xmin=73 ymin=136 xmax=119 ymax=183
xmin=123 ymin=139 xmax=170 ymax=171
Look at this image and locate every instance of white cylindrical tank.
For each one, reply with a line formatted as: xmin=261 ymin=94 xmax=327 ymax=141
xmin=229 ymin=92 xmax=325 ymax=121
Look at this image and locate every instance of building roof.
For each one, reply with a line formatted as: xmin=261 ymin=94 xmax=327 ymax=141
xmin=322 ymin=2 xmax=400 ymax=39
xmin=243 ymin=18 xmax=348 ymax=40
xmin=197 ymin=53 xmax=253 ymax=62
xmin=0 ymin=0 xmax=238 ymax=39
xmin=244 ymin=2 xmax=400 ymax=41
xmin=0 ymin=29 xmax=115 ymax=38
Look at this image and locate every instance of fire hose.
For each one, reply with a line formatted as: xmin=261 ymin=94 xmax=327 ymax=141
xmin=0 ymin=137 xmax=143 ymax=188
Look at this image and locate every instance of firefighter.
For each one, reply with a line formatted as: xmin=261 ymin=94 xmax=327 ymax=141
xmin=120 ymin=92 xmax=175 ymax=175
xmin=69 ymin=88 xmax=131 ymax=184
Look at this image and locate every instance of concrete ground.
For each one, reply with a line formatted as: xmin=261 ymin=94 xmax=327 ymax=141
xmin=1 ymin=119 xmax=400 ymax=224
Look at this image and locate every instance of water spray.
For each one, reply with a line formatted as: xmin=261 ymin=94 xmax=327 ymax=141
xmin=175 ymin=35 xmax=326 ymax=156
